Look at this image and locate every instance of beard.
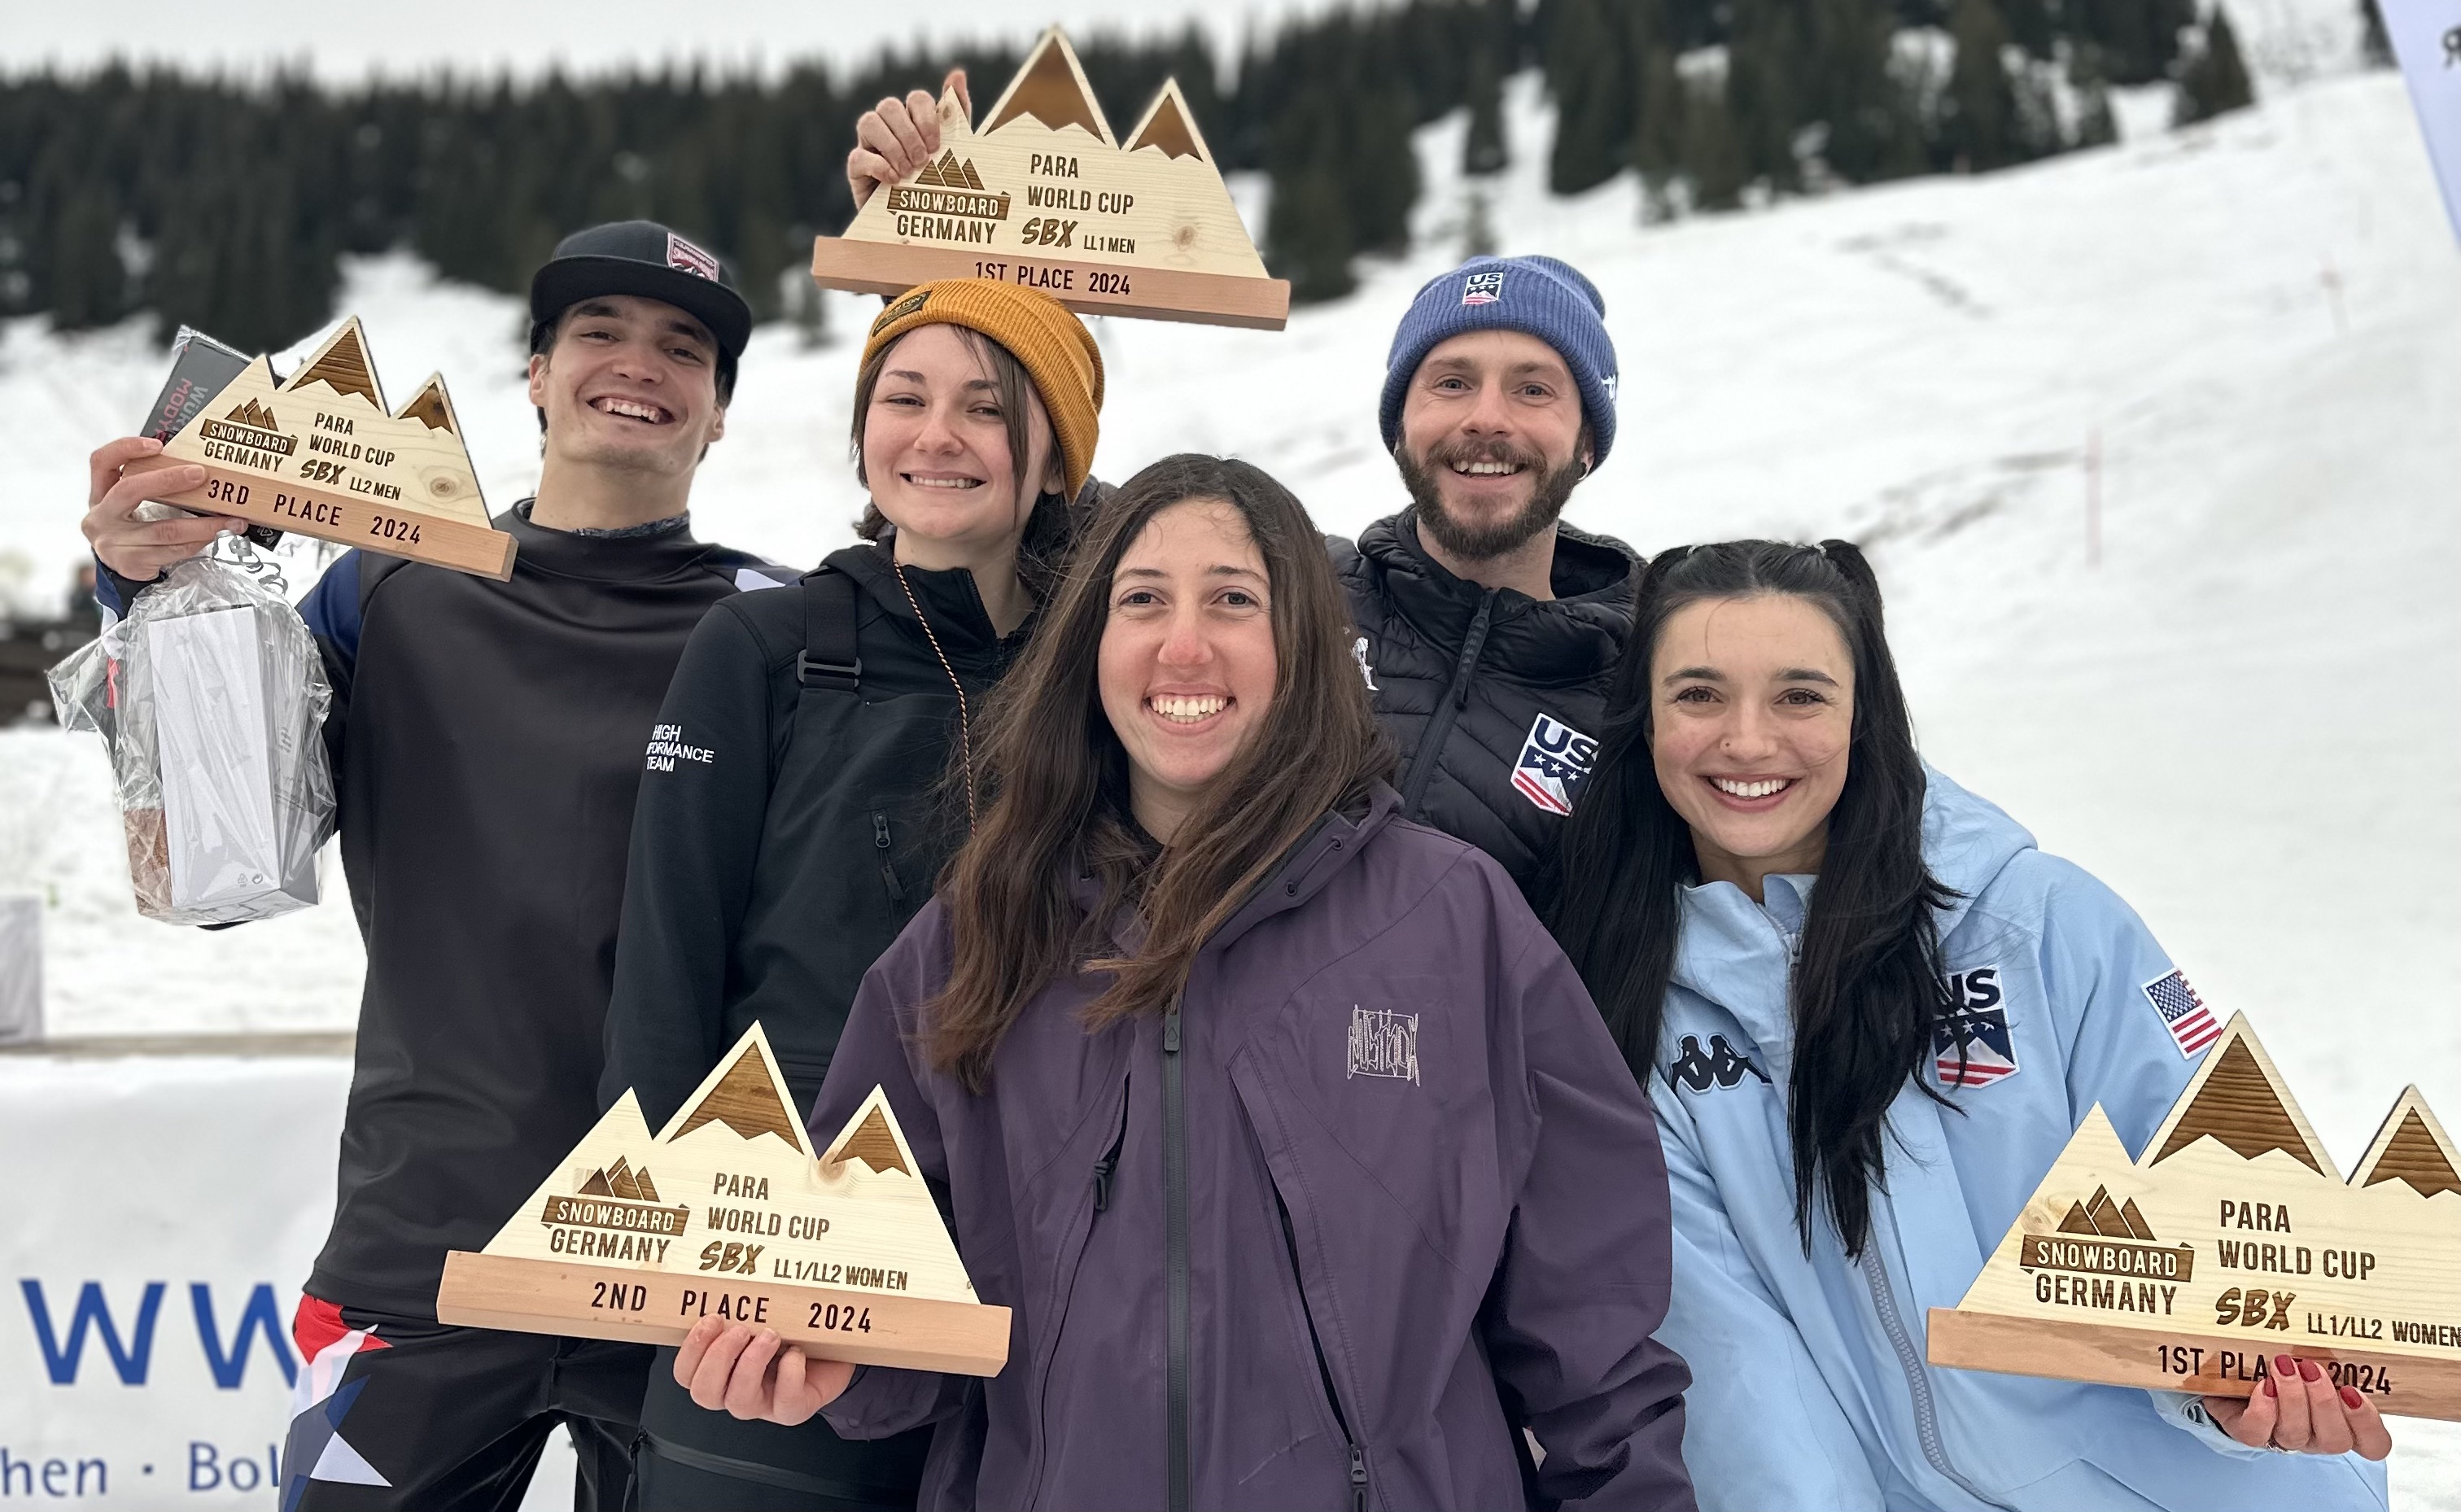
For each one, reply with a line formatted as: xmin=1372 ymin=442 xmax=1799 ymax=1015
xmin=1395 ymin=434 xmax=1585 ymax=563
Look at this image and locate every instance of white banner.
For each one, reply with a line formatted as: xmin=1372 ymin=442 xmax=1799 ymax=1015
xmin=0 ymin=1052 xmax=346 ymax=1507
xmin=2385 ymin=0 xmax=2461 ymax=243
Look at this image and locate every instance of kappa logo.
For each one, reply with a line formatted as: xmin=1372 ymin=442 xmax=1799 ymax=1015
xmin=1670 ymin=1033 xmax=1769 ymax=1094
xmin=1934 ymin=966 xmax=2019 ymax=1087
xmin=1347 ymin=1005 xmax=1418 ymax=1083
xmin=1461 ymin=269 xmax=1504 ymax=306
xmin=1510 ymin=712 xmax=1598 ymax=816
xmin=666 ymin=231 xmax=721 ymax=282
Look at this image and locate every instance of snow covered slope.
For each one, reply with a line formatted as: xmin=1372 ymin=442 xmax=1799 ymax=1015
xmin=1 ymin=34 xmax=2455 ymax=1504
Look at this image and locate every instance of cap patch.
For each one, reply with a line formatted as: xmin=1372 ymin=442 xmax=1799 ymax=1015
xmin=666 ymin=232 xmax=720 ymax=282
xmin=873 ymin=288 xmax=932 ymax=333
xmin=1461 ymin=269 xmax=1503 ymax=306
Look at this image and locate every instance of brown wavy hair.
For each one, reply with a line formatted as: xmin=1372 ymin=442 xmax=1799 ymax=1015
xmin=923 ymin=453 xmax=1394 ymax=1090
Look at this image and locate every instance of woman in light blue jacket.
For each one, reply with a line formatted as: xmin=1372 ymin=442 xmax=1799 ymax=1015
xmin=1551 ymin=540 xmax=2390 ymax=1511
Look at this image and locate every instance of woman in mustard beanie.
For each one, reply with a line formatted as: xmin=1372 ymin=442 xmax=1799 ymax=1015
xmin=601 ymin=277 xmax=1104 ymax=1510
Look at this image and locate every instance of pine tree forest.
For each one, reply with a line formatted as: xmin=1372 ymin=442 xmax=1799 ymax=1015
xmin=0 ymin=0 xmax=2253 ymax=347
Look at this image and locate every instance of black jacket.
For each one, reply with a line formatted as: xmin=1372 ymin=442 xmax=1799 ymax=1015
xmin=273 ymin=509 xmax=786 ymax=1319
xmin=601 ymin=542 xmax=1023 ymax=1128
xmin=1333 ymin=510 xmax=1635 ymax=896
xmin=601 ymin=541 xmax=1021 ymax=1503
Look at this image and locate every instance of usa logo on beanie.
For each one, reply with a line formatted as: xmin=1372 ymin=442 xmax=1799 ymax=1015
xmin=1462 ymin=270 xmax=1503 ymax=306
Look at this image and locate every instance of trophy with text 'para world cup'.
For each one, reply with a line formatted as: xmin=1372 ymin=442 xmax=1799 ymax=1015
xmin=1929 ymin=1012 xmax=2461 ymax=1419
xmin=810 ymin=27 xmax=1290 ymax=330
xmin=438 ymin=1023 xmax=1008 ymax=1376
xmin=123 ymin=317 xmax=517 ymax=580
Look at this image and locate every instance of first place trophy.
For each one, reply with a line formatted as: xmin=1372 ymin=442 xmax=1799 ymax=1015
xmin=1930 ymin=1012 xmax=2461 ymax=1419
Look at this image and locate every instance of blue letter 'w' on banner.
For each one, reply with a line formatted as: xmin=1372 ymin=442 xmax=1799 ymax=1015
xmin=191 ymin=1283 xmax=298 ymax=1389
xmin=19 ymin=1279 xmax=166 ymax=1384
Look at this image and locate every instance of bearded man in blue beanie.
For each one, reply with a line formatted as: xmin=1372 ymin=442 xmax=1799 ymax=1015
xmin=1332 ymin=252 xmax=1635 ymax=898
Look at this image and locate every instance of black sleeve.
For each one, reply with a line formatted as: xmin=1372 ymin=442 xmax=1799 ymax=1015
xmin=601 ymin=598 xmax=780 ymax=1128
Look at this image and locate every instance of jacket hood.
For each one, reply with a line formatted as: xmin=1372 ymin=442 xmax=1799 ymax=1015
xmin=1669 ymin=765 xmax=2035 ymax=1068
xmin=1350 ymin=511 xmax=1633 ymax=686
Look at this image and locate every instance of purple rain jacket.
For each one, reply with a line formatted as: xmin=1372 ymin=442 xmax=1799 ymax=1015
xmin=809 ymin=785 xmax=1695 ymax=1512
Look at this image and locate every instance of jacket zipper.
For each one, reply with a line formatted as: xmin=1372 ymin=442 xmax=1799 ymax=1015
xmin=1857 ymin=1243 xmax=2009 ymax=1509
xmin=1163 ymin=1000 xmax=1191 ymax=1512
xmin=1276 ymin=1192 xmax=1369 ymax=1512
xmin=871 ymin=811 xmax=906 ymax=903
xmin=1397 ymin=588 xmax=1499 ymax=818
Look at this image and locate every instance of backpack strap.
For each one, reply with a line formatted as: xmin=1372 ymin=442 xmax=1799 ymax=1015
xmin=796 ymin=566 xmax=861 ymax=694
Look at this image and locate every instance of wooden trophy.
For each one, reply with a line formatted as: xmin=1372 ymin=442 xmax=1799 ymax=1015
xmin=438 ymin=1024 xmax=1008 ymax=1377
xmin=811 ymin=27 xmax=1290 ymax=330
xmin=122 ymin=317 xmax=516 ymax=580
xmin=1929 ymin=1012 xmax=2461 ymax=1419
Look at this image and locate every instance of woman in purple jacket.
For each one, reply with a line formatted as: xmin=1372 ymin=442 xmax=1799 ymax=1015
xmin=674 ymin=453 xmax=1695 ymax=1511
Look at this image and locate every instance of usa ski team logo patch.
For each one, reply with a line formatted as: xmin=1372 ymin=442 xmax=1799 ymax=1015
xmin=1934 ymin=967 xmax=2017 ymax=1086
xmin=666 ymin=231 xmax=721 ymax=282
xmin=1462 ymin=269 xmax=1504 ymax=305
xmin=1511 ymin=712 xmax=1597 ymax=816
xmin=2143 ymin=968 xmax=2221 ymax=1058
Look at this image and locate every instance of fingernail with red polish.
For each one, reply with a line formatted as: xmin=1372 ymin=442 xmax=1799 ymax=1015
xmin=2299 ymin=1359 xmax=2322 ymax=1382
xmin=2341 ymin=1386 xmax=2363 ymax=1409
xmin=2275 ymin=1355 xmax=2296 ymax=1377
xmin=2263 ymin=1377 xmax=2277 ymax=1397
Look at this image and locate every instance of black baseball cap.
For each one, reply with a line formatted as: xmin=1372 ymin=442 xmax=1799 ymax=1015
xmin=528 ymin=220 xmax=753 ymax=365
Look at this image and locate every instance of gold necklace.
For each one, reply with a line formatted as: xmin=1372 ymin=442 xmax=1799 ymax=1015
xmin=890 ymin=560 xmax=977 ymax=831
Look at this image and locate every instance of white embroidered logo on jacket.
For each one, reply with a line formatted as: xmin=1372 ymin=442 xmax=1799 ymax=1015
xmin=1347 ymin=1006 xmax=1418 ymax=1083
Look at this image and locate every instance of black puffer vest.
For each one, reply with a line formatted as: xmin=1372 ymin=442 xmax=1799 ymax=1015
xmin=1331 ymin=509 xmax=1635 ymax=897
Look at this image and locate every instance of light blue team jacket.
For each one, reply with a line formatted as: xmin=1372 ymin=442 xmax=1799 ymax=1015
xmin=1653 ymin=767 xmax=2388 ymax=1511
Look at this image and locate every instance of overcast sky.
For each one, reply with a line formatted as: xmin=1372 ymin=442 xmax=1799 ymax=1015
xmin=2 ymin=2 xmax=1351 ymax=82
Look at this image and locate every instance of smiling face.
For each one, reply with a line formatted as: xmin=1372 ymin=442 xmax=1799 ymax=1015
xmin=1648 ymin=593 xmax=1856 ymax=896
xmin=528 ymin=294 xmax=726 ymax=476
xmin=1098 ymin=498 xmax=1279 ymax=843
xmin=859 ymin=324 xmax=1060 ymax=572
xmin=1394 ymin=328 xmax=1590 ymax=562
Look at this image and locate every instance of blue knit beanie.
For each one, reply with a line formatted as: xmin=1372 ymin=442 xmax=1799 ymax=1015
xmin=1378 ymin=255 xmax=1619 ymax=466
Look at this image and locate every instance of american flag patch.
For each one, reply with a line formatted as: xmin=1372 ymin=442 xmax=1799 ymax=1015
xmin=2143 ymin=968 xmax=2220 ymax=1057
xmin=1934 ymin=1005 xmax=2018 ymax=1087
xmin=1462 ymin=269 xmax=1503 ymax=305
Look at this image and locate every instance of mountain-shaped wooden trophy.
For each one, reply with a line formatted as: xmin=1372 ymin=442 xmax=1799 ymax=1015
xmin=1929 ymin=1013 xmax=2461 ymax=1419
xmin=810 ymin=28 xmax=1290 ymax=330
xmin=438 ymin=1023 xmax=1008 ymax=1376
xmin=121 ymin=317 xmax=516 ymax=580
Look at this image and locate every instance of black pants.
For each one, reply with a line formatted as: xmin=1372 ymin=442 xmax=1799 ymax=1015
xmin=281 ymin=1296 xmax=651 ymax=1511
xmin=633 ymin=1349 xmax=927 ymax=1511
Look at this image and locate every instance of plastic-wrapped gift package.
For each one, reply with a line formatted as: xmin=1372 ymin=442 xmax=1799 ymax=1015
xmin=48 ymin=557 xmax=335 ymax=924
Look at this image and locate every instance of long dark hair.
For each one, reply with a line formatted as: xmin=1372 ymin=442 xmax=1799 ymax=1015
xmin=850 ymin=325 xmax=1078 ymax=602
xmin=923 ymin=454 xmax=1395 ymax=1090
xmin=1551 ymin=540 xmax=1955 ymax=1256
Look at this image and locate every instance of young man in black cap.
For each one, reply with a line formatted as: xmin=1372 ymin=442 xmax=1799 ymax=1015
xmin=81 ymin=219 xmax=788 ymax=1510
